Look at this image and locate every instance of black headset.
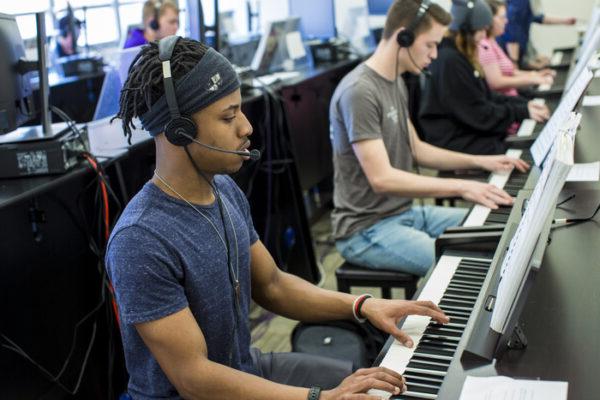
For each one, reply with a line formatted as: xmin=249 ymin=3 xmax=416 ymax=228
xmin=459 ymin=0 xmax=476 ymax=32
xmin=149 ymin=0 xmax=161 ymax=31
xmin=396 ymin=0 xmax=432 ymax=48
xmin=158 ymin=35 xmax=199 ymax=146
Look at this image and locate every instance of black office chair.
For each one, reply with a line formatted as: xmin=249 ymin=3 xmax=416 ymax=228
xmin=335 ymin=261 xmax=419 ymax=300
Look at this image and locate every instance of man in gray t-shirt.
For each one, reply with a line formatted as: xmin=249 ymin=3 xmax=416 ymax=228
xmin=330 ymin=0 xmax=529 ymax=276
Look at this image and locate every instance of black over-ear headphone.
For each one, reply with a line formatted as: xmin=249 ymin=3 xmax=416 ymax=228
xmin=149 ymin=1 xmax=161 ymax=31
xmin=460 ymin=1 xmax=476 ymax=32
xmin=159 ymin=35 xmax=198 ymax=146
xmin=396 ymin=0 xmax=432 ymax=48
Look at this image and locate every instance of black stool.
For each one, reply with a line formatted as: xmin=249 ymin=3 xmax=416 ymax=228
xmin=335 ymin=262 xmax=419 ymax=300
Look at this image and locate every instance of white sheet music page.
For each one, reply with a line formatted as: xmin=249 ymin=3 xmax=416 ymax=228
xmin=566 ymin=161 xmax=600 ymax=181
xmin=531 ymin=68 xmax=592 ymax=166
xmin=492 ymin=131 xmax=574 ymax=333
xmin=459 ymin=376 xmax=568 ymax=400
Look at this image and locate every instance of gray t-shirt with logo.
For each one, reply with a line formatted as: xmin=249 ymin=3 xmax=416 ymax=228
xmin=330 ymin=63 xmax=413 ymax=240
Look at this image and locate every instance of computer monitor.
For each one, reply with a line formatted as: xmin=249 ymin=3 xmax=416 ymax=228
xmin=336 ymin=3 xmax=376 ymax=55
xmin=93 ymin=68 xmax=122 ymax=121
xmin=0 ymin=13 xmax=36 ymax=134
xmin=250 ymin=17 xmax=306 ymax=75
xmin=289 ymin=0 xmax=336 ymax=41
xmin=367 ymin=0 xmax=393 ymax=15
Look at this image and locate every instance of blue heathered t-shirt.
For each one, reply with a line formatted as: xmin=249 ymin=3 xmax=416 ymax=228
xmin=106 ymin=175 xmax=259 ymax=399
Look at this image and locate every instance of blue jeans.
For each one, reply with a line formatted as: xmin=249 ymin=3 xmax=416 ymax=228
xmin=336 ymin=206 xmax=467 ymax=277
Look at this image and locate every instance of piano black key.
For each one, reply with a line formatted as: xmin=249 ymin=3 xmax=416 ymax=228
xmin=405 ymin=383 xmax=439 ymax=395
xmin=428 ymin=323 xmax=464 ymax=332
xmin=406 ymin=360 xmax=449 ymax=372
xmin=455 ymin=267 xmax=488 ymax=276
xmin=420 ymin=332 xmax=461 ymax=343
xmin=403 ymin=371 xmax=445 ymax=384
xmin=439 ymin=306 xmax=471 ymax=317
xmin=392 ymin=392 xmax=437 ymax=399
xmin=460 ymin=259 xmax=492 ymax=267
xmin=414 ymin=345 xmax=455 ymax=359
xmin=443 ymin=292 xmax=478 ymax=302
xmin=447 ymin=282 xmax=481 ymax=293
xmin=392 ymin=394 xmax=437 ymax=400
xmin=404 ymin=378 xmax=441 ymax=391
xmin=439 ymin=296 xmax=475 ymax=306
xmin=416 ymin=340 xmax=457 ymax=352
xmin=452 ymin=271 xmax=486 ymax=280
xmin=411 ymin=355 xmax=451 ymax=367
xmin=439 ymin=300 xmax=475 ymax=310
xmin=448 ymin=278 xmax=481 ymax=289
xmin=424 ymin=327 xmax=463 ymax=338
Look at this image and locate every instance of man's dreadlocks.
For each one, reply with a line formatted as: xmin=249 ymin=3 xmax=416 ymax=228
xmin=113 ymin=38 xmax=209 ymax=143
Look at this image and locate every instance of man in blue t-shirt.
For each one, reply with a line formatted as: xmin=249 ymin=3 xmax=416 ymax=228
xmin=107 ymin=36 xmax=450 ymax=399
xmin=497 ymin=0 xmax=575 ymax=68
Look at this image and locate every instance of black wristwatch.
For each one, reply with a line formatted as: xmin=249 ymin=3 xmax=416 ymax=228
xmin=307 ymin=386 xmax=322 ymax=400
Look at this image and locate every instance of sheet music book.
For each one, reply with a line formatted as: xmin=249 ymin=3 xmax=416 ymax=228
xmin=491 ymin=130 xmax=575 ymax=333
xmin=459 ymin=376 xmax=568 ymax=400
xmin=531 ymin=68 xmax=592 ymax=166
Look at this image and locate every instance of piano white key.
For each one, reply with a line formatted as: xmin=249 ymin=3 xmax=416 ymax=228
xmin=538 ymin=83 xmax=551 ymax=91
xmin=463 ymin=149 xmax=523 ymax=226
xmin=368 ymin=256 xmax=462 ymax=398
xmin=517 ymin=119 xmax=537 ymax=137
xmin=550 ymin=51 xmax=564 ymax=66
xmin=402 ymin=390 xmax=438 ymax=399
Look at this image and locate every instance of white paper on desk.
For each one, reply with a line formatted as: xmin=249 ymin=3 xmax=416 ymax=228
xmin=582 ymin=95 xmax=600 ymax=106
xmin=566 ymin=161 xmax=600 ymax=181
xmin=459 ymin=376 xmax=568 ymax=400
xmin=285 ymin=31 xmax=306 ymax=60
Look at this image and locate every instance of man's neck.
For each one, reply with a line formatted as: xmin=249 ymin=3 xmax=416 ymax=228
xmin=153 ymin=155 xmax=216 ymax=205
xmin=365 ymin=39 xmax=408 ymax=81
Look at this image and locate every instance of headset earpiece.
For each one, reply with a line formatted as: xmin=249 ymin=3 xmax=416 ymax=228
xmin=396 ymin=29 xmax=415 ymax=48
xmin=396 ymin=0 xmax=431 ymax=48
xmin=149 ymin=19 xmax=160 ymax=31
xmin=165 ymin=117 xmax=197 ymax=146
xmin=149 ymin=1 xmax=161 ymax=31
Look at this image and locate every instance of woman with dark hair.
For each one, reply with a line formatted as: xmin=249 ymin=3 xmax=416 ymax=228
xmin=478 ymin=0 xmax=554 ymax=96
xmin=418 ymin=0 xmax=549 ymax=155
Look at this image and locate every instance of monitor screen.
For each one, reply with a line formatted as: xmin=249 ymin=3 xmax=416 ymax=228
xmin=336 ymin=3 xmax=376 ymax=55
xmin=93 ymin=68 xmax=122 ymax=121
xmin=0 ymin=12 xmax=35 ymax=134
xmin=289 ymin=0 xmax=336 ymax=40
xmin=250 ymin=17 xmax=304 ymax=74
xmin=367 ymin=0 xmax=393 ymax=15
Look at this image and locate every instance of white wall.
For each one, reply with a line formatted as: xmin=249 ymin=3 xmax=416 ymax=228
xmin=530 ymin=0 xmax=597 ymax=55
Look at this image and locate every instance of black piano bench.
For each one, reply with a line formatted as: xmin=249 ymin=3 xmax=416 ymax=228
xmin=335 ymin=262 xmax=419 ymax=300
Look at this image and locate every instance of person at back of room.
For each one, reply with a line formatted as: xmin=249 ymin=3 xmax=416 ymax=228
xmin=106 ymin=34 xmax=454 ymax=400
xmin=55 ymin=14 xmax=81 ymax=58
xmin=478 ymin=0 xmax=554 ymax=97
xmin=330 ymin=0 xmax=529 ymax=278
xmin=418 ymin=0 xmax=550 ymax=155
xmin=123 ymin=0 xmax=180 ymax=49
xmin=497 ymin=0 xmax=575 ymax=69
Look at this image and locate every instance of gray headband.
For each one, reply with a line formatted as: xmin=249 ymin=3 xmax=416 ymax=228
xmin=140 ymin=47 xmax=241 ymax=137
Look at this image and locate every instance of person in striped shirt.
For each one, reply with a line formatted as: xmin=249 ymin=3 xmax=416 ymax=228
xmin=478 ymin=0 xmax=554 ymax=97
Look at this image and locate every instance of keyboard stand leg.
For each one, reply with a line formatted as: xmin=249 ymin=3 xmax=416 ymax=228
xmin=507 ymin=323 xmax=528 ymax=350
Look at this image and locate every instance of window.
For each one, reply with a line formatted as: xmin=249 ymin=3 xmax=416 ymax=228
xmin=10 ymin=0 xmax=148 ymax=47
